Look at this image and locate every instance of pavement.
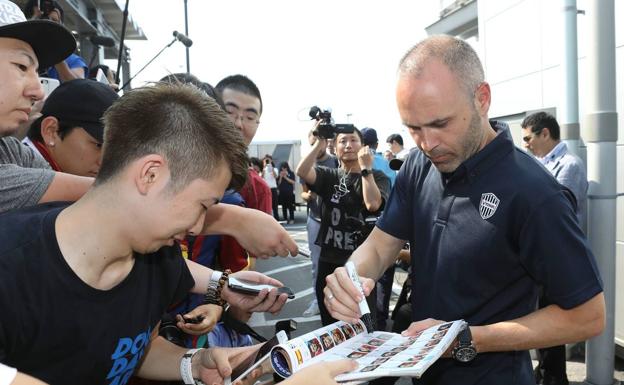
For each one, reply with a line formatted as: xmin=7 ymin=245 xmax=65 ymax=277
xmin=249 ymin=208 xmax=624 ymax=384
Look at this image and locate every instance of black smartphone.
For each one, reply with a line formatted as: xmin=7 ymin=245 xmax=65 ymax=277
xmin=228 ymin=330 xmax=288 ymax=384
xmin=228 ymin=277 xmax=295 ymax=299
xmin=181 ymin=315 xmax=204 ymax=324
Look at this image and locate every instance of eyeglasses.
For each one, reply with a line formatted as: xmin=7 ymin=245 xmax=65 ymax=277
xmin=225 ymin=107 xmax=259 ymax=127
xmin=522 ymin=129 xmax=542 ymax=143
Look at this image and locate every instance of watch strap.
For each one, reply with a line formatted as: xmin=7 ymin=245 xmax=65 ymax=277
xmin=180 ymin=348 xmax=205 ymax=385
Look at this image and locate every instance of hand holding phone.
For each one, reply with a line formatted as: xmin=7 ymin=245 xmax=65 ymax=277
xmin=228 ymin=277 xmax=295 ymax=299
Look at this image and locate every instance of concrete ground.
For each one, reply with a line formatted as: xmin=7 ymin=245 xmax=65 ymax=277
xmin=250 ymin=207 xmax=623 ymax=384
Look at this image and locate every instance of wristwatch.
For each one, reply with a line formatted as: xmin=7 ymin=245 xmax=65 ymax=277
xmin=361 ymin=168 xmax=372 ymax=177
xmin=451 ymin=326 xmax=477 ymax=362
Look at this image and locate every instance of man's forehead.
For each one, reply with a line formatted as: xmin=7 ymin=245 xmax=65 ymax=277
xmin=222 ymin=88 xmax=260 ymax=111
xmin=0 ymin=38 xmax=38 ymax=65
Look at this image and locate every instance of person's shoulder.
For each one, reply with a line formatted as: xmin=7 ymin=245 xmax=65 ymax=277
xmin=0 ymin=202 xmax=67 ymax=256
xmin=67 ymin=53 xmax=87 ymax=67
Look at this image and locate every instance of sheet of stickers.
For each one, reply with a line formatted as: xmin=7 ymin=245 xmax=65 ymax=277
xmin=270 ymin=319 xmax=466 ymax=382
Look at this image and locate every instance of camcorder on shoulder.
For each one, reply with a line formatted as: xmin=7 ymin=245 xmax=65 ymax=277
xmin=309 ymin=105 xmax=355 ymax=139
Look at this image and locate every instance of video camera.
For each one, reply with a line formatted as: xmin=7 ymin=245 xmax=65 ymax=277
xmin=38 ymin=0 xmax=58 ymax=20
xmin=309 ymin=106 xmax=355 ymax=139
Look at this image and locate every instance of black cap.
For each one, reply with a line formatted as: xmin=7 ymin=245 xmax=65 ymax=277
xmin=360 ymin=127 xmax=378 ymax=146
xmin=0 ymin=0 xmax=76 ymax=69
xmin=33 ymin=79 xmax=119 ymax=142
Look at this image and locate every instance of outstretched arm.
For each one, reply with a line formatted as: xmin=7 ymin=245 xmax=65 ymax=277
xmin=201 ymin=204 xmax=297 ymax=258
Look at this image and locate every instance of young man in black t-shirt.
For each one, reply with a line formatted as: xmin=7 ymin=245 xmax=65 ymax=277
xmin=0 ymin=84 xmax=286 ymax=385
xmin=297 ymin=126 xmax=391 ymax=326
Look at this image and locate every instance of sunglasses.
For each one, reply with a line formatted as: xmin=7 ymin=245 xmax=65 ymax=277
xmin=522 ymin=129 xmax=542 ymax=143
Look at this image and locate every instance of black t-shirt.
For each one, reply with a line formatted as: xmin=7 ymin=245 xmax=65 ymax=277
xmin=377 ymin=122 xmax=603 ymax=385
xmin=311 ymin=167 xmax=391 ymax=264
xmin=0 ymin=203 xmax=195 ymax=385
xmin=277 ymin=170 xmax=296 ymax=196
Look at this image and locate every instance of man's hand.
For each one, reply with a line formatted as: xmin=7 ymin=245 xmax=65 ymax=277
xmin=357 ymin=145 xmax=374 ymax=170
xmin=176 ymin=304 xmax=223 ymax=335
xmin=323 ymin=266 xmax=375 ymax=324
xmin=222 ymin=270 xmax=289 ymax=314
xmin=402 ymin=318 xmax=457 ymax=357
xmin=282 ymin=359 xmax=357 ymax=385
xmin=195 ymin=345 xmax=263 ymax=384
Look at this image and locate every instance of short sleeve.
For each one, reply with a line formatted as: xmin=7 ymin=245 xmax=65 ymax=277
xmin=372 ymin=170 xmax=391 ymax=211
xmin=159 ymin=245 xmax=195 ymax=307
xmin=309 ymin=166 xmax=340 ymax=200
xmin=518 ymin=191 xmax=602 ymax=309
xmin=0 ymin=164 xmax=55 ymax=212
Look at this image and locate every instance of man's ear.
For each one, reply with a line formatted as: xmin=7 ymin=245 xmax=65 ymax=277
xmin=541 ymin=127 xmax=551 ymax=139
xmin=40 ymin=116 xmax=60 ymax=147
xmin=474 ymin=82 xmax=491 ymax=116
xmin=135 ymin=155 xmax=167 ymax=195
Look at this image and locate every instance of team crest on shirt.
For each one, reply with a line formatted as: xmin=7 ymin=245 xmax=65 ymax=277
xmin=479 ymin=193 xmax=500 ymax=220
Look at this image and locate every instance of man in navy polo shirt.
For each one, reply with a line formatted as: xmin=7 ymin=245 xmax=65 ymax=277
xmin=323 ymin=35 xmax=605 ymax=385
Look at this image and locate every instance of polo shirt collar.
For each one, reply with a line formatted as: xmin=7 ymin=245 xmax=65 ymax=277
xmin=446 ymin=120 xmax=514 ymax=185
xmin=539 ymin=141 xmax=567 ymax=165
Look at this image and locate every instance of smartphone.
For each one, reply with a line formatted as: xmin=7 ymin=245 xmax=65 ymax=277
xmin=180 ymin=315 xmax=204 ymax=324
xmin=226 ymin=330 xmax=288 ymax=385
xmin=228 ymin=277 xmax=295 ymax=299
xmin=40 ymin=77 xmax=59 ymax=98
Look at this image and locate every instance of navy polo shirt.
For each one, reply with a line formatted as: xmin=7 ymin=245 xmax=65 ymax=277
xmin=377 ymin=122 xmax=602 ymax=385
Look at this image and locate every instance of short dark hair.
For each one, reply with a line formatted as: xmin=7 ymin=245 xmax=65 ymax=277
xmin=335 ymin=126 xmax=363 ymax=144
xmin=386 ymin=133 xmax=404 ymax=146
xmin=160 ymin=73 xmax=224 ymax=109
xmin=95 ymin=83 xmax=248 ymax=192
xmin=24 ymin=0 xmax=64 ymax=20
xmin=249 ymin=157 xmax=262 ymax=170
xmin=521 ymin=112 xmax=560 ymax=140
xmin=215 ymin=75 xmax=263 ymax=114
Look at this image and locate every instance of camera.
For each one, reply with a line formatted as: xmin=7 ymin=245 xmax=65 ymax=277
xmin=308 ymin=105 xmax=355 ymax=139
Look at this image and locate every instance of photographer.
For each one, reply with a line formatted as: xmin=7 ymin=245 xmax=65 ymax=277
xmin=296 ymin=124 xmax=390 ymax=325
xmin=24 ymin=0 xmax=87 ymax=82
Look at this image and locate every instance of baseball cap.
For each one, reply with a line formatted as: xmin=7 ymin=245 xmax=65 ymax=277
xmin=361 ymin=127 xmax=378 ymax=146
xmin=32 ymin=79 xmax=119 ymax=142
xmin=0 ymin=0 xmax=76 ymax=69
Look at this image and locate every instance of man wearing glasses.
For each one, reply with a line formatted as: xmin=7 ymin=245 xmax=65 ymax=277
xmin=521 ymin=111 xmax=588 ymax=385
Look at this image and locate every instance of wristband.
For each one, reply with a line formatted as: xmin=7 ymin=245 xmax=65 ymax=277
xmin=180 ymin=348 xmax=205 ymax=385
xmin=203 ymin=269 xmax=230 ymax=306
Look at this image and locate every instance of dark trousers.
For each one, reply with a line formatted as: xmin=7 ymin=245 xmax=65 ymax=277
xmin=376 ymin=265 xmax=396 ymax=331
xmin=279 ymin=192 xmax=295 ymax=221
xmin=270 ymin=188 xmax=279 ymax=220
xmin=316 ymin=259 xmax=376 ymax=327
xmin=535 ymin=297 xmax=569 ymax=385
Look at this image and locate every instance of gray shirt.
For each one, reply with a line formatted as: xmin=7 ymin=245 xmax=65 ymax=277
xmin=0 ymin=136 xmax=54 ymax=213
xmin=539 ymin=141 xmax=588 ymax=228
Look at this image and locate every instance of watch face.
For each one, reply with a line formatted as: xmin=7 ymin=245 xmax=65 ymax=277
xmin=455 ymin=346 xmax=477 ymax=362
